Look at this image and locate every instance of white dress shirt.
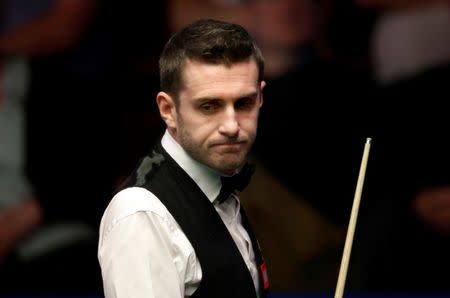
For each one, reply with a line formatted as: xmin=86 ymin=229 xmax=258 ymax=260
xmin=98 ymin=130 xmax=260 ymax=298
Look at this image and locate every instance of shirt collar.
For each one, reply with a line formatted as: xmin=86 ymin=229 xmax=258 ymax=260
xmin=161 ymin=130 xmax=221 ymax=203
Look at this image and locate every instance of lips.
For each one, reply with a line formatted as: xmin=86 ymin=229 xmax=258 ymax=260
xmin=212 ymin=142 xmax=246 ymax=153
xmin=213 ymin=141 xmax=246 ymax=147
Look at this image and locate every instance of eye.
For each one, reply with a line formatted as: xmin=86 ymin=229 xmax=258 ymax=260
xmin=199 ymin=100 xmax=221 ymax=113
xmin=235 ymin=96 xmax=256 ymax=110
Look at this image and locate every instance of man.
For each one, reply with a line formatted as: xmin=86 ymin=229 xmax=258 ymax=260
xmin=98 ymin=19 xmax=269 ymax=298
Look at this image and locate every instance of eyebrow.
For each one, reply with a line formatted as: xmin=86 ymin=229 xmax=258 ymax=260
xmin=238 ymin=91 xmax=259 ymax=99
xmin=194 ymin=91 xmax=259 ymax=103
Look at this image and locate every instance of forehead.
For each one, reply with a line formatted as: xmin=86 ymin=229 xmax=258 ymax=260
xmin=180 ymin=58 xmax=259 ymax=99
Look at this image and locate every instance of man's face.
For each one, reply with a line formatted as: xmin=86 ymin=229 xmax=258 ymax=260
xmin=160 ymin=58 xmax=264 ymax=175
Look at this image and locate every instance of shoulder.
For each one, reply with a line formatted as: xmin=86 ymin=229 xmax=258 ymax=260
xmin=99 ymin=187 xmax=170 ymax=235
xmin=105 ymin=186 xmax=169 ymax=218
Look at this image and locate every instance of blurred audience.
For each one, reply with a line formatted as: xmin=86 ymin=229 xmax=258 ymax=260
xmin=0 ymin=56 xmax=41 ymax=267
xmin=0 ymin=1 xmax=47 ymax=266
xmin=0 ymin=0 xmax=166 ymax=294
xmin=348 ymin=0 xmax=450 ymax=292
xmin=0 ymin=1 xmax=105 ymax=293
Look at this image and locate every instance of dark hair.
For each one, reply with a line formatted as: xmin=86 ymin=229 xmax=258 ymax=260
xmin=159 ymin=19 xmax=265 ymax=99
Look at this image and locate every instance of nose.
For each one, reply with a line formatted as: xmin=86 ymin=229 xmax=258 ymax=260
xmin=218 ymin=106 xmax=239 ymax=138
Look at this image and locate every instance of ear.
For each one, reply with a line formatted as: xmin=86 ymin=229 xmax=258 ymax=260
xmin=156 ymin=91 xmax=177 ymax=130
xmin=259 ymin=80 xmax=266 ymax=107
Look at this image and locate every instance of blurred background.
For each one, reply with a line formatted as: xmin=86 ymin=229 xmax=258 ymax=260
xmin=1 ymin=0 xmax=449 ymax=297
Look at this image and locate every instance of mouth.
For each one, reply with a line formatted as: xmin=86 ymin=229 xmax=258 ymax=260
xmin=212 ymin=141 xmax=246 ymax=152
xmin=212 ymin=140 xmax=246 ymax=147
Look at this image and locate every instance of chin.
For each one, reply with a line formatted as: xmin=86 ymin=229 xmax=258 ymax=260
xmin=220 ymin=160 xmax=246 ymax=174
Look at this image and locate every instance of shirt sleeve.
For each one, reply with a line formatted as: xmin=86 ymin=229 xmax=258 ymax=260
xmin=98 ymin=201 xmax=185 ymax=298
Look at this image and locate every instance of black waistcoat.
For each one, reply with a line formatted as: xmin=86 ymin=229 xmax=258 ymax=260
xmin=122 ymin=143 xmax=269 ymax=298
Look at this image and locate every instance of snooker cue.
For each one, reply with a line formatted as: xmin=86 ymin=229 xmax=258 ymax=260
xmin=334 ymin=137 xmax=372 ymax=298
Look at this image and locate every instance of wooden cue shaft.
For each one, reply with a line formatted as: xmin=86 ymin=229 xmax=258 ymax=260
xmin=334 ymin=137 xmax=372 ymax=298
